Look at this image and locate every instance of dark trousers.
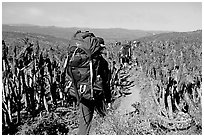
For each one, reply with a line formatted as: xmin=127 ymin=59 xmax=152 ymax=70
xmin=77 ymin=100 xmax=94 ymax=135
xmin=77 ymin=98 xmax=106 ymax=135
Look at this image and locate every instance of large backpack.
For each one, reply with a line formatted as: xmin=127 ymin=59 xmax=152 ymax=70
xmin=65 ymin=31 xmax=104 ymax=102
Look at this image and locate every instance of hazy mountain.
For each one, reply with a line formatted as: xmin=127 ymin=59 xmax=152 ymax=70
xmin=136 ymin=30 xmax=202 ymax=43
xmin=2 ymin=24 xmax=172 ymax=42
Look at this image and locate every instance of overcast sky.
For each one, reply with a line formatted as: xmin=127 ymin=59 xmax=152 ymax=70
xmin=2 ymin=2 xmax=202 ymax=32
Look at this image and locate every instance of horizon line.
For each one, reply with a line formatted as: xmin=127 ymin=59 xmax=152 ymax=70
xmin=3 ymin=23 xmax=202 ymax=33
xmin=3 ymin=23 xmax=176 ymax=32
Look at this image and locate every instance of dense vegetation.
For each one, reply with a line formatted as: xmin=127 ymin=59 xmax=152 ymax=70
xmin=134 ymin=30 xmax=202 ymax=133
xmin=2 ymin=30 xmax=202 ymax=135
xmin=2 ymin=31 xmax=128 ymax=134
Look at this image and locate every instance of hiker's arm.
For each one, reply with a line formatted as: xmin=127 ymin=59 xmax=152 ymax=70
xmin=104 ymin=70 xmax=112 ymax=103
xmin=100 ymin=58 xmax=112 ymax=103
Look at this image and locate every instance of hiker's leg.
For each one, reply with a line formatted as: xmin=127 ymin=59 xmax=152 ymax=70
xmin=95 ymin=97 xmax=107 ymax=117
xmin=77 ymin=101 xmax=94 ymax=135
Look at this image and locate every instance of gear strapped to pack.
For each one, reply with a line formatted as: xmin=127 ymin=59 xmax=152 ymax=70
xmin=65 ymin=31 xmax=104 ymax=102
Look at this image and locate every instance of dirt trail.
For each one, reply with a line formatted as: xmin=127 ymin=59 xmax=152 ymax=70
xmin=90 ymin=67 xmax=141 ymax=134
xmin=116 ymin=85 xmax=141 ymax=115
xmin=116 ymin=67 xmax=141 ymax=115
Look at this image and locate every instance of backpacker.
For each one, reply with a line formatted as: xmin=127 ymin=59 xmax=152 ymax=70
xmin=121 ymin=43 xmax=131 ymax=58
xmin=118 ymin=43 xmax=132 ymax=65
xmin=65 ymin=30 xmax=104 ymax=102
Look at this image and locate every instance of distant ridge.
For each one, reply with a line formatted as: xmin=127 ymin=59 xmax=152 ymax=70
xmin=2 ymin=24 xmax=172 ymax=42
xmin=136 ymin=29 xmax=202 ymax=43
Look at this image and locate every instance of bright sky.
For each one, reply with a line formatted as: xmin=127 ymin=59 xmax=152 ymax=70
xmin=2 ymin=2 xmax=202 ymax=32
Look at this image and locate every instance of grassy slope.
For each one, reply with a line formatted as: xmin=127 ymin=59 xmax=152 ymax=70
xmin=2 ymin=30 xmax=202 ymax=135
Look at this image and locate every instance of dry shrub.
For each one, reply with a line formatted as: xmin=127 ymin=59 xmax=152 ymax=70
xmin=16 ymin=107 xmax=79 ymax=135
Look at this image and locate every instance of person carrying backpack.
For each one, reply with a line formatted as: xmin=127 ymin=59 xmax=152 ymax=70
xmin=118 ymin=41 xmax=132 ymax=67
xmin=64 ymin=30 xmax=111 ymax=135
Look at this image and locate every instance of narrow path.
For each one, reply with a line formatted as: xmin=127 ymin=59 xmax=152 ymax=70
xmin=116 ymin=85 xmax=141 ymax=115
xmin=90 ymin=66 xmax=141 ymax=134
xmin=115 ymin=65 xmax=141 ymax=115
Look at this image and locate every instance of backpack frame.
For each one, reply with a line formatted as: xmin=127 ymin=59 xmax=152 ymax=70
xmin=65 ymin=31 xmax=104 ymax=102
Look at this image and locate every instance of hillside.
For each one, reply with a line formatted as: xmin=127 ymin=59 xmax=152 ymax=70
xmin=2 ymin=29 xmax=202 ymax=135
xmin=90 ymin=29 xmax=202 ymax=135
xmin=2 ymin=31 xmax=70 ymax=52
xmin=2 ymin=24 xmax=171 ymax=42
xmin=136 ymin=30 xmax=202 ymax=42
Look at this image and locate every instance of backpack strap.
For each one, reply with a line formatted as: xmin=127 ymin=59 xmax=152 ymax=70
xmin=89 ymin=60 xmax=94 ymax=100
xmin=70 ymin=47 xmax=79 ymax=62
xmin=66 ymin=52 xmax=81 ymax=103
xmin=63 ymin=53 xmax=69 ymax=70
xmin=76 ymin=44 xmax=94 ymax=100
xmin=129 ymin=47 xmax=131 ymax=57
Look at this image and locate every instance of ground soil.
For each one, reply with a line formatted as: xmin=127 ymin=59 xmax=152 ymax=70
xmin=116 ymin=66 xmax=141 ymax=115
xmin=116 ymin=85 xmax=141 ymax=115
